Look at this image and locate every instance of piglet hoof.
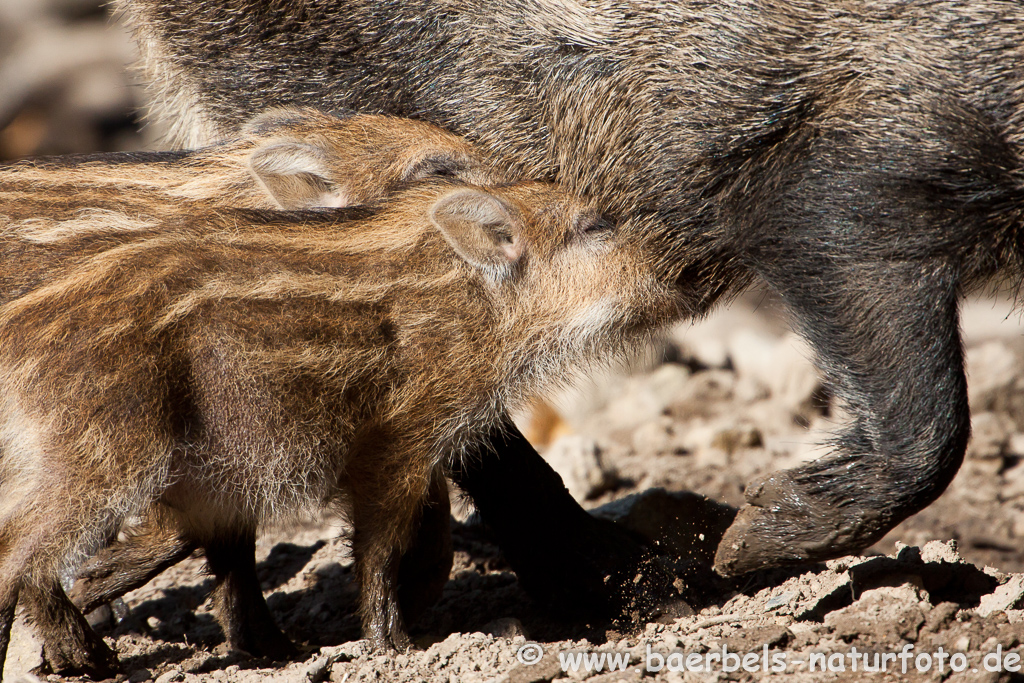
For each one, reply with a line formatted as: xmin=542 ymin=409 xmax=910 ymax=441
xmin=37 ymin=629 xmax=120 ymax=681
xmin=363 ymin=604 xmax=412 ymax=654
xmin=207 ymin=569 xmax=298 ymax=661
xmin=367 ymin=629 xmax=411 ymax=654
xmin=713 ymin=471 xmax=885 ymax=577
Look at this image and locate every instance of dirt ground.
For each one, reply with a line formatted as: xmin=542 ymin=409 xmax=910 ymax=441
xmin=1 ymin=294 xmax=1021 ymax=683
xmin=2 ymin=2 xmax=1023 ymax=682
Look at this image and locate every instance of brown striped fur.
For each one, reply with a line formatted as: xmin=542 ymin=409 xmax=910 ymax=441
xmin=0 ymin=179 xmax=680 ymax=674
xmin=0 ymin=106 xmax=497 ymax=217
xmin=0 ymin=107 xmax=512 ymax=672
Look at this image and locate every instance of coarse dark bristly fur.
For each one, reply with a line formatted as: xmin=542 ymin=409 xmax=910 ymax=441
xmin=0 ymin=179 xmax=680 ymax=676
xmin=0 ymin=107 xmax=509 ymax=673
xmin=112 ymin=0 xmax=1024 ymax=580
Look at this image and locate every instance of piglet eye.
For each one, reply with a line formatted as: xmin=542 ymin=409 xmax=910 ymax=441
xmin=404 ymin=156 xmax=464 ymax=181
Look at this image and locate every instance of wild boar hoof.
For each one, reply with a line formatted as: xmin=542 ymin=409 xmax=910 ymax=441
xmin=713 ymin=471 xmax=885 ymax=577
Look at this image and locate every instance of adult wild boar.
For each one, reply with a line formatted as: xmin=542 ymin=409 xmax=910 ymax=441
xmin=112 ymin=0 xmax=1024 ymax=588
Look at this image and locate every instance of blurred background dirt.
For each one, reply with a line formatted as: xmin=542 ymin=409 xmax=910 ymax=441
xmin=2 ymin=2 xmax=1023 ymax=682
xmin=0 ymin=0 xmax=157 ymax=162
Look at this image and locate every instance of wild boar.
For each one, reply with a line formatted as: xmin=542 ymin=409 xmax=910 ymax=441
xmin=0 ymin=178 xmax=680 ymax=676
xmin=0 ymin=106 xmax=507 ymax=670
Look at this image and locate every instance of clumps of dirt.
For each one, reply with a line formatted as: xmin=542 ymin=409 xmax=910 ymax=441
xmin=486 ymin=541 xmax=1022 ymax=683
xmin=9 ymin=515 xmax=1021 ymax=682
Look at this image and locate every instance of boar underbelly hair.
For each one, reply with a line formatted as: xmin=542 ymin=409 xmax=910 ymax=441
xmin=168 ymin=427 xmax=352 ymax=524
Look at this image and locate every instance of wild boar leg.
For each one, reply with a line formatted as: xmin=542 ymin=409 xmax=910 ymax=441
xmin=31 ymin=523 xmax=192 ymax=676
xmin=59 ymin=489 xmax=450 ymax=651
xmin=67 ymin=515 xmax=197 ymax=615
xmin=65 ymin=421 xmax=650 ymax=626
xmin=350 ymin=454 xmax=438 ymax=651
xmin=396 ymin=469 xmax=453 ymax=627
xmin=0 ymin=497 xmax=119 ymax=680
xmin=451 ymin=420 xmax=662 ymax=618
xmin=20 ymin=579 xmax=119 ymax=678
xmin=66 ymin=519 xmax=294 ymax=660
xmin=204 ymin=532 xmax=297 ymax=659
xmin=61 ymin=520 xmax=299 ymax=662
xmin=715 ymin=260 xmax=968 ymax=575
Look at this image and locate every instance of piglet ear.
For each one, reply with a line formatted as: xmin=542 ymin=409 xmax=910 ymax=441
xmin=429 ymin=189 xmax=524 ymax=276
xmin=248 ymin=141 xmax=350 ymax=209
